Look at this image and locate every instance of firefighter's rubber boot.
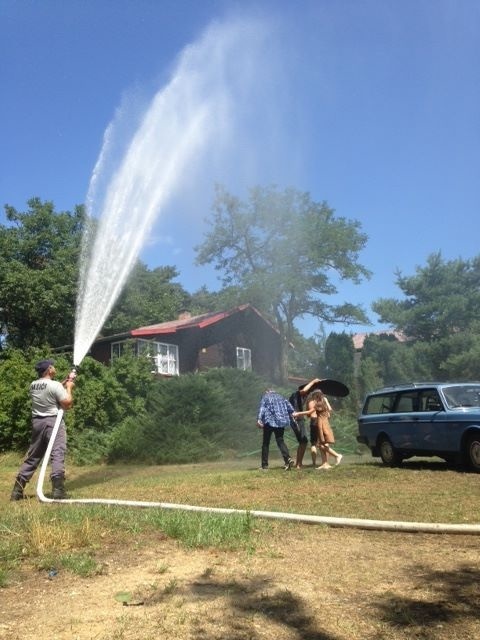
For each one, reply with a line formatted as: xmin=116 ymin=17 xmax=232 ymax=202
xmin=51 ymin=475 xmax=67 ymax=500
xmin=10 ymin=476 xmax=27 ymax=501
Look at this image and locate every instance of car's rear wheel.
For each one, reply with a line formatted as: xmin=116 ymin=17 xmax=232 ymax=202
xmin=464 ymin=433 xmax=480 ymax=472
xmin=378 ymin=436 xmax=402 ymax=467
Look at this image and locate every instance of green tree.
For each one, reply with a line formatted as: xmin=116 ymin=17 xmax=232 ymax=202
xmin=373 ymin=252 xmax=480 ymax=341
xmin=189 ymin=284 xmax=249 ymax=315
xmin=324 ymin=332 xmax=357 ymax=410
xmin=371 ymin=253 xmax=480 ymax=380
xmin=360 ymin=334 xmax=432 ymax=386
xmin=435 ymin=327 xmax=480 ymax=379
xmin=357 ymin=356 xmax=383 ymax=405
xmin=288 ymin=330 xmax=326 ymax=380
xmin=324 ymin=332 xmax=355 ymax=384
xmin=196 ymin=185 xmax=371 ymax=381
xmin=102 ymin=261 xmax=191 ymax=335
xmin=0 ymin=199 xmax=84 ymax=349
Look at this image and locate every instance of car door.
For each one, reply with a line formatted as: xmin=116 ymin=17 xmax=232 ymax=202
xmin=411 ymin=388 xmax=449 ymax=452
xmin=358 ymin=391 xmax=397 ymax=448
xmin=387 ymin=390 xmax=419 ymax=449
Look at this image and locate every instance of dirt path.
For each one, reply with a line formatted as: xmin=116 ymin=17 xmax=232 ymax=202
xmin=1 ymin=525 xmax=479 ymax=640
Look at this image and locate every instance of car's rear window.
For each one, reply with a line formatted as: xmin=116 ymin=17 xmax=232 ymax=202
xmin=363 ymin=393 xmax=396 ymax=415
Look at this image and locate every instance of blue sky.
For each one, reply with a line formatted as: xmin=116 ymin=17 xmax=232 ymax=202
xmin=2 ymin=0 xmax=479 ymax=340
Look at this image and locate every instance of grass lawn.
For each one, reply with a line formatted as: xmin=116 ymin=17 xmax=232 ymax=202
xmin=1 ymin=453 xmax=479 ymax=639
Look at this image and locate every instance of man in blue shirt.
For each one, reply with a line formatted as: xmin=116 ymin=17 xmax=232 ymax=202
xmin=257 ymin=389 xmax=297 ymax=470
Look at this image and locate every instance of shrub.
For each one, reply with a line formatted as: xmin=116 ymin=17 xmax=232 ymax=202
xmin=0 ymin=349 xmax=154 ymax=463
xmin=68 ymin=353 xmax=154 ymax=464
xmin=107 ymin=368 xmax=268 ymax=463
xmin=1 ymin=350 xmax=355 ymax=464
xmin=0 ymin=348 xmax=73 ymax=451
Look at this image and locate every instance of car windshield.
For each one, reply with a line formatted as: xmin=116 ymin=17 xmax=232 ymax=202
xmin=441 ymin=385 xmax=480 ymax=409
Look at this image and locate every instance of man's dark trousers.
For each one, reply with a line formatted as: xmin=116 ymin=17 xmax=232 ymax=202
xmin=261 ymin=425 xmax=290 ymax=468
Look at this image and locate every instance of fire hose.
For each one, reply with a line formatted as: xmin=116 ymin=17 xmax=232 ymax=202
xmin=36 ymin=410 xmax=480 ymax=535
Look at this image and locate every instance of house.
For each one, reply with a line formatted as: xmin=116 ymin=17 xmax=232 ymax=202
xmin=352 ymin=330 xmax=407 ymax=351
xmin=89 ymin=304 xmax=283 ymax=381
xmin=352 ymin=330 xmax=408 ymax=372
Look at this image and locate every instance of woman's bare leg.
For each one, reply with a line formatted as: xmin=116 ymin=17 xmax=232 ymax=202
xmin=325 ymin=445 xmax=343 ymax=465
xmin=316 ymin=444 xmax=330 ymax=469
xmin=311 ymin=445 xmax=318 ymax=467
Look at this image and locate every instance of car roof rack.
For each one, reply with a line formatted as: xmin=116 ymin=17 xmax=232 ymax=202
xmin=369 ymin=381 xmax=480 ymax=394
xmin=370 ymin=382 xmax=443 ymax=393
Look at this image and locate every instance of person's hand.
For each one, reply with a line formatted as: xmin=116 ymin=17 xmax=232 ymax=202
xmin=256 ymin=421 xmax=264 ymax=429
xmin=64 ymin=380 xmax=75 ymax=390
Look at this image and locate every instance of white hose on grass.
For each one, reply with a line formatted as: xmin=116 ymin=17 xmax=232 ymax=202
xmin=37 ymin=410 xmax=480 ymax=535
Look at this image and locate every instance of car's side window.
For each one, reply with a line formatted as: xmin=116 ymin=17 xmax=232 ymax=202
xmin=394 ymin=392 xmax=420 ymax=413
xmin=419 ymin=390 xmax=443 ymax=412
xmin=364 ymin=393 xmax=396 ymax=414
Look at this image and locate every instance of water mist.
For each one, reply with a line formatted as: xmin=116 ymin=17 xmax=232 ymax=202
xmin=73 ymin=18 xmax=270 ymax=366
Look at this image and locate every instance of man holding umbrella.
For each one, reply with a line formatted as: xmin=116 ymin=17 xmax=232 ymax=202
xmin=288 ymin=378 xmax=323 ymax=469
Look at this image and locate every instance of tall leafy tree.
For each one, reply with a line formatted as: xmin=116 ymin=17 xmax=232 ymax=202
xmin=196 ymin=185 xmax=371 ymax=380
xmin=435 ymin=325 xmax=480 ymax=379
xmin=360 ymin=334 xmax=432 ymax=386
xmin=102 ymin=261 xmax=191 ymax=335
xmin=324 ymin=331 xmax=358 ymax=410
xmin=189 ymin=284 xmax=248 ymax=315
xmin=288 ymin=329 xmax=326 ymax=380
xmin=357 ymin=356 xmax=383 ymax=405
xmin=0 ymin=198 xmax=84 ymax=349
xmin=324 ymin=332 xmax=355 ymax=384
xmin=369 ymin=253 xmax=480 ymax=380
xmin=373 ymin=252 xmax=480 ymax=341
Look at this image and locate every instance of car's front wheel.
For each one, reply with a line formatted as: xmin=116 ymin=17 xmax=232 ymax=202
xmin=464 ymin=433 xmax=480 ymax=472
xmin=378 ymin=436 xmax=402 ymax=467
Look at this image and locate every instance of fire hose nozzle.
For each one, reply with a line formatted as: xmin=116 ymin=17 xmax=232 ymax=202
xmin=65 ymin=368 xmax=77 ymax=383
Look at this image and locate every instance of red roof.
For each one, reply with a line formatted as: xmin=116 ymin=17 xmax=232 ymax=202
xmin=352 ymin=330 xmax=407 ymax=350
xmin=131 ymin=304 xmax=279 ymax=337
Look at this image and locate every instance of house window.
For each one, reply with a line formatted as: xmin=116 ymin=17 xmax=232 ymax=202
xmin=137 ymin=339 xmax=179 ymax=376
xmin=111 ymin=341 xmax=130 ymax=360
xmin=236 ymin=347 xmax=252 ymax=371
xmin=111 ymin=339 xmax=179 ymax=375
xmin=154 ymin=343 xmax=179 ymax=376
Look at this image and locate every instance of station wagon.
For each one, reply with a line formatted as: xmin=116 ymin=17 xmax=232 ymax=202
xmin=357 ymin=382 xmax=480 ymax=471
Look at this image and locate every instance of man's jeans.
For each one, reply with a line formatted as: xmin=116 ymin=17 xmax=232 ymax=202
xmin=17 ymin=415 xmax=66 ymax=481
xmin=261 ymin=425 xmax=291 ymax=468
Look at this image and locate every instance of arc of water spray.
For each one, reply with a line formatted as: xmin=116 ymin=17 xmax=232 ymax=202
xmin=74 ymin=105 xmax=211 ymax=365
xmin=74 ymin=92 xmax=215 ymax=366
xmin=73 ymin=18 xmax=251 ymax=366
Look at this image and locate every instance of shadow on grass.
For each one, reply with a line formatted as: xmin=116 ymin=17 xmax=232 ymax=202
xmin=376 ymin=565 xmax=480 ymax=636
xmin=142 ymin=564 xmax=480 ymax=639
xmin=142 ymin=573 xmax=339 ymax=640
